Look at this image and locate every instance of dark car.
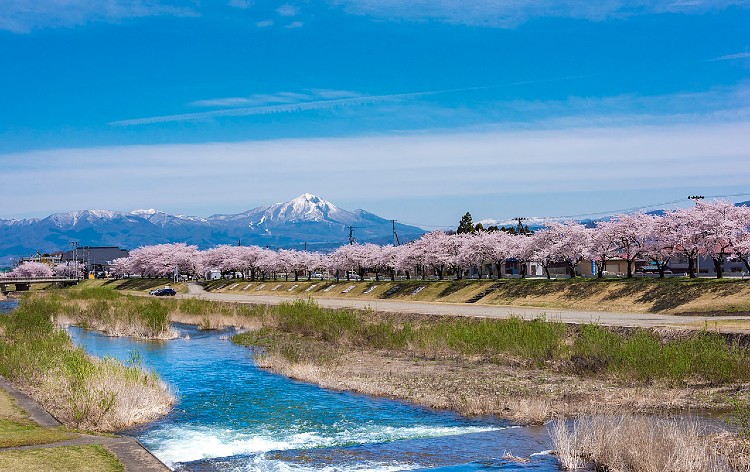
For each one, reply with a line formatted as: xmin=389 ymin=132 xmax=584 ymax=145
xmin=150 ymin=287 xmax=176 ymax=296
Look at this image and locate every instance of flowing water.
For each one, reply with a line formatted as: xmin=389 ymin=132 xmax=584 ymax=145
xmin=60 ymin=318 xmax=557 ymax=471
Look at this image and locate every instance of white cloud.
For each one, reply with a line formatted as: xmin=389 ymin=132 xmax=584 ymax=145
xmin=332 ymin=0 xmax=750 ymax=27
xmin=228 ymin=0 xmax=253 ymax=9
xmin=711 ymin=51 xmax=750 ymax=61
xmin=2 ymin=121 xmax=749 ymax=220
xmin=276 ymin=4 xmax=298 ymax=17
xmin=0 ymin=0 xmax=196 ymax=33
xmin=286 ymin=20 xmax=304 ymax=28
xmin=255 ymin=19 xmax=274 ymax=27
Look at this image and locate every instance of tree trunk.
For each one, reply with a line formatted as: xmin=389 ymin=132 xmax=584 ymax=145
xmin=687 ymin=256 xmax=696 ymax=278
xmin=626 ymin=259 xmax=633 ymax=278
xmin=496 ymin=262 xmax=503 ymax=279
xmin=520 ymin=262 xmax=527 ymax=279
xmin=596 ymin=259 xmax=605 ymax=279
xmin=740 ymin=256 xmax=750 ymax=273
xmin=713 ymin=257 xmax=724 ymax=279
xmin=544 ymin=264 xmax=551 ymax=280
xmin=335 ymin=269 xmax=340 ymax=282
xmin=568 ymin=262 xmax=577 ymax=279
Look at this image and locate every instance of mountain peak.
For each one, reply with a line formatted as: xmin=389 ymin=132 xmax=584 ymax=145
xmin=262 ymin=193 xmax=344 ymax=225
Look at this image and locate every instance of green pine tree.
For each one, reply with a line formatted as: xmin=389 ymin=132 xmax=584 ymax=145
xmin=457 ymin=212 xmax=474 ymax=234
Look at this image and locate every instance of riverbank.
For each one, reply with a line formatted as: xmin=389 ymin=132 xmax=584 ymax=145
xmin=228 ymin=300 xmax=750 ymax=423
xmin=0 ymin=296 xmax=175 ymax=433
xmin=0 ymin=375 xmax=169 ymax=471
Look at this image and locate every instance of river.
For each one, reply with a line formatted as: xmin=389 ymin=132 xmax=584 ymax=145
xmin=1 ymin=300 xmax=559 ymax=471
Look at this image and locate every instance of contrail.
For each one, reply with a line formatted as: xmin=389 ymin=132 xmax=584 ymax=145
xmin=108 ymin=74 xmax=596 ymax=126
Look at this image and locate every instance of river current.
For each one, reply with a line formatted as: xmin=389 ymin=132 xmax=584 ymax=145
xmin=1 ymin=301 xmax=558 ymax=471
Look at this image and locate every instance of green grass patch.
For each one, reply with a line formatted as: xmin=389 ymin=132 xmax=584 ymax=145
xmin=232 ymin=299 xmax=750 ymax=385
xmin=0 ymin=420 xmax=76 ymax=448
xmin=0 ymin=444 xmax=123 ymax=472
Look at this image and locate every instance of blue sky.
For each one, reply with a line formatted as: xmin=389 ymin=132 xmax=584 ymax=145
xmin=1 ymin=1 xmax=749 ymax=228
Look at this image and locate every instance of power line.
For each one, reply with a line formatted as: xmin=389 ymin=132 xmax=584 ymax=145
xmin=396 ymin=193 xmax=750 ymax=230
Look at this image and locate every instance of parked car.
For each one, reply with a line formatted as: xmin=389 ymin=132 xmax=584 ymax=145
xmin=150 ymin=287 xmax=176 ymax=296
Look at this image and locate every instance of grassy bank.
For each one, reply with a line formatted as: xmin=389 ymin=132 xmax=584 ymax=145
xmin=0 ymin=296 xmax=175 ymax=432
xmin=201 ymin=277 xmax=750 ymax=316
xmin=0 ymin=445 xmax=124 ymax=472
xmin=232 ymin=299 xmax=750 ymax=384
xmin=0 ymin=388 xmax=75 ymax=448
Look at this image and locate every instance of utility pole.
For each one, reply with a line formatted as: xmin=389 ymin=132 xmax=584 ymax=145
xmin=514 ymin=217 xmax=527 ymax=234
xmin=70 ymin=241 xmax=79 ymax=279
xmin=348 ymin=226 xmax=356 ymax=245
xmin=391 ymin=220 xmax=400 ymax=246
xmin=688 ymin=195 xmax=705 ymax=276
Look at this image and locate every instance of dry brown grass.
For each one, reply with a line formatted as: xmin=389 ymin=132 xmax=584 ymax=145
xmin=549 ymin=414 xmax=750 ymax=471
xmin=170 ymin=311 xmax=263 ymax=331
xmin=56 ymin=313 xmax=178 ymax=340
xmin=251 ymin=347 xmax=741 ymax=425
xmin=23 ymin=357 xmax=175 ymax=432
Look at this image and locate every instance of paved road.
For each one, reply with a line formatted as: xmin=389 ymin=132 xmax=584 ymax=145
xmin=183 ymin=283 xmax=750 ymax=332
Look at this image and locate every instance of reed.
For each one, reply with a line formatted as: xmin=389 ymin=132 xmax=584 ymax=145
xmin=549 ymin=414 xmax=737 ymax=471
xmin=0 ymin=296 xmax=175 ymax=432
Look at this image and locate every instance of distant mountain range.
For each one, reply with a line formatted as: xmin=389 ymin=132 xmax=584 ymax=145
xmin=0 ymin=194 xmax=425 ymax=265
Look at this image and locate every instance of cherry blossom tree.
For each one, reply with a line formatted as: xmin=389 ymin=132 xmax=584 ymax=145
xmin=606 ymin=213 xmax=651 ymax=278
xmin=692 ymin=201 xmax=750 ymax=278
xmin=588 ymin=220 xmax=621 ymax=278
xmin=10 ymin=261 xmax=54 ymax=278
xmin=53 ymin=261 xmax=85 ymax=278
xmin=639 ymin=214 xmax=673 ymax=278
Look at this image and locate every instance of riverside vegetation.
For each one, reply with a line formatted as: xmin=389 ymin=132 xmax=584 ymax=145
xmin=0 ymin=295 xmax=175 ymax=432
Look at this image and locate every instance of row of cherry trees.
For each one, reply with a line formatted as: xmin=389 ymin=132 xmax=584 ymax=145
xmin=104 ymin=201 xmax=750 ymax=281
xmin=1 ymin=261 xmax=85 ymax=279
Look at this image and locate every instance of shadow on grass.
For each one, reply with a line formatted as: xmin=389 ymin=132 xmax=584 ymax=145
xmin=102 ymin=278 xmax=172 ymax=291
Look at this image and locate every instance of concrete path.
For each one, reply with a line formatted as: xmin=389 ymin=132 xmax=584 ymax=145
xmin=184 ymin=283 xmax=750 ymax=332
xmin=0 ymin=375 xmax=169 ymax=471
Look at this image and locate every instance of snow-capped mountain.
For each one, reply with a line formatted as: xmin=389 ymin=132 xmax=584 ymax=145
xmin=0 ymin=194 xmax=425 ymax=264
xmin=210 ymin=193 xmax=360 ymax=227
